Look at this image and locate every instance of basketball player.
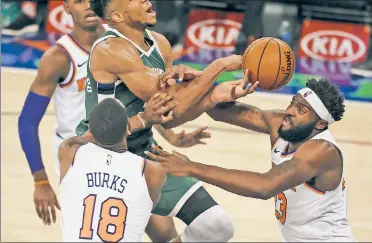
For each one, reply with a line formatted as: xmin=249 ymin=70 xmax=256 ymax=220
xmin=75 ymin=0 xmax=260 ymax=241
xmin=58 ymin=98 xmax=169 ymax=242
xmin=147 ymin=78 xmax=356 ymax=242
xmin=17 ymin=0 xmax=202 ymax=237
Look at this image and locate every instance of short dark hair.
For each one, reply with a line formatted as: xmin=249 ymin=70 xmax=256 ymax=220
xmin=306 ymin=78 xmax=345 ymax=122
xmin=89 ymin=98 xmax=128 ymax=145
xmin=90 ymin=0 xmax=111 ymax=19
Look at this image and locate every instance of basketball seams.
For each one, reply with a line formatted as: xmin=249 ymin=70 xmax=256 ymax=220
xmin=269 ymin=39 xmax=282 ymax=91
xmin=242 ymin=37 xmax=295 ymax=91
xmin=256 ymin=38 xmax=273 ymax=89
xmin=277 ymin=41 xmax=295 ymax=88
xmin=242 ymin=39 xmax=261 ymax=73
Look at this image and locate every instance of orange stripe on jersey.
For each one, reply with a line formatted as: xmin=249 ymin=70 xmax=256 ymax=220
xmin=56 ymin=43 xmax=76 ymax=88
xmin=66 ymin=34 xmax=90 ymax=55
xmin=141 ymin=159 xmax=147 ymax=177
xmin=342 ymin=179 xmax=346 ymax=191
xmin=304 ymin=182 xmax=325 ymax=195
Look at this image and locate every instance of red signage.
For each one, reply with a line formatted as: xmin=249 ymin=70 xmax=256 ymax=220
xmin=298 ymin=19 xmax=370 ymax=63
xmin=184 ymin=9 xmax=244 ymax=51
xmin=45 ymin=0 xmax=73 ymax=34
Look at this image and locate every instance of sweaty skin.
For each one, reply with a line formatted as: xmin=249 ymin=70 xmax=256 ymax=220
xmin=146 ymin=94 xmax=343 ymax=200
xmin=89 ymin=29 xmax=243 ymax=127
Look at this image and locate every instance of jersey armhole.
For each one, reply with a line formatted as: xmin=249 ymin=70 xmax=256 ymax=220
xmin=141 ymin=158 xmax=147 ymax=177
xmin=56 ymin=43 xmax=76 ymax=87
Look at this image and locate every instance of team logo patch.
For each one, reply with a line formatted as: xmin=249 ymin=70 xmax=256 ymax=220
xmin=303 ymin=91 xmax=313 ymax=97
xmin=106 ymin=154 xmax=112 ymax=165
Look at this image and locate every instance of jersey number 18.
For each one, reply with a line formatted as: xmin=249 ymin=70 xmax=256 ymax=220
xmin=79 ymin=194 xmax=128 ymax=242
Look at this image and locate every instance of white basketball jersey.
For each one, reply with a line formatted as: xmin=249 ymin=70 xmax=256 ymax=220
xmin=60 ymin=143 xmax=153 ymax=242
xmin=54 ymin=34 xmax=89 ymax=139
xmin=271 ymin=130 xmax=355 ymax=242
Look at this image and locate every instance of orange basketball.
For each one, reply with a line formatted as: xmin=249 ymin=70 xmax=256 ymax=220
xmin=242 ymin=37 xmax=296 ymax=91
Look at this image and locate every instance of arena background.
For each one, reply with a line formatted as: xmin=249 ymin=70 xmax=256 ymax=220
xmin=1 ymin=0 xmax=372 ymax=241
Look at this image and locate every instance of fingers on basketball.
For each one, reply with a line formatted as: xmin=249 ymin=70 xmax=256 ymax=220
xmin=242 ymin=37 xmax=295 ymax=91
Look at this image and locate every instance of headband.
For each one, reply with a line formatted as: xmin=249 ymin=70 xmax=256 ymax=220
xmin=297 ymin=87 xmax=335 ymax=125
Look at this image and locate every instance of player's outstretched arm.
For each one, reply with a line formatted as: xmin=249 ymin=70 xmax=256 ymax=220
xmin=18 ymin=45 xmax=70 ymax=180
xmin=143 ymin=159 xmax=167 ymax=206
xmin=146 ymin=141 xmax=341 ymax=200
xmin=207 ymin=101 xmax=285 ymax=138
xmin=161 ymin=69 xmax=259 ymax=129
xmin=18 ymin=46 xmax=70 ymax=225
xmin=91 ymin=38 xmax=241 ymax=119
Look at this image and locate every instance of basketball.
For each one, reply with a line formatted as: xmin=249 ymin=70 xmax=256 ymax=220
xmin=242 ymin=37 xmax=296 ymax=91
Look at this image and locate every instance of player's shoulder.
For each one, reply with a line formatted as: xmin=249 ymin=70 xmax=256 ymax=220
xmin=295 ymin=138 xmax=341 ymax=167
xmin=59 ymin=136 xmax=89 ymax=155
xmin=35 ymin=44 xmax=71 ymax=81
xmin=144 ymin=159 xmax=166 ymax=177
xmin=94 ymin=36 xmax=138 ymax=57
xmin=41 ymin=44 xmax=70 ymax=65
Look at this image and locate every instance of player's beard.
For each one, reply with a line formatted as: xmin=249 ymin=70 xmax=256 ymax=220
xmin=278 ymin=119 xmax=317 ymax=143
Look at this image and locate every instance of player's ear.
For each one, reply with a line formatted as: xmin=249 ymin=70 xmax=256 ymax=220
xmin=126 ymin=124 xmax=131 ymax=136
xmin=111 ymin=11 xmax=125 ymax=22
xmin=315 ymin=119 xmax=328 ymax=130
xmin=64 ymin=0 xmax=71 ymax=15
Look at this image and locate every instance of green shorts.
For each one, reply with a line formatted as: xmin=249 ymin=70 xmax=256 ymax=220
xmin=142 ymin=143 xmax=204 ymax=216
xmin=153 ymin=174 xmax=204 ymax=216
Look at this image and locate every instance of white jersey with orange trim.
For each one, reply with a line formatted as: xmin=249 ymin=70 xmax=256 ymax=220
xmin=271 ymin=130 xmax=355 ymax=242
xmin=54 ymin=34 xmax=89 ymax=139
xmin=60 ymin=142 xmax=153 ymax=242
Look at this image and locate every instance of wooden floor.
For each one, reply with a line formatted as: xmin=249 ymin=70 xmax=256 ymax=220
xmin=1 ymin=69 xmax=372 ymax=242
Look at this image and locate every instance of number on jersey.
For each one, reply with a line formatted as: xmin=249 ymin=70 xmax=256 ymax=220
xmin=274 ymin=192 xmax=287 ymax=225
xmin=80 ymin=194 xmax=128 ymax=242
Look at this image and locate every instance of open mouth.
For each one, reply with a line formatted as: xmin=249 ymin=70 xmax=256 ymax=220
xmin=146 ymin=7 xmax=156 ymax=15
xmin=283 ymin=116 xmax=293 ymax=125
xmin=86 ymin=12 xmax=98 ymax=21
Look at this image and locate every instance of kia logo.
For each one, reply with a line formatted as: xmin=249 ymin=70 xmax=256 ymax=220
xmin=300 ymin=30 xmax=366 ymax=62
xmin=187 ymin=19 xmax=242 ymax=51
xmin=48 ymin=5 xmax=73 ymax=34
xmin=301 ymin=30 xmax=367 ymax=62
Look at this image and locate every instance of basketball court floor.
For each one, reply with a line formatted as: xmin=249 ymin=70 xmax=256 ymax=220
xmin=1 ymin=67 xmax=372 ymax=241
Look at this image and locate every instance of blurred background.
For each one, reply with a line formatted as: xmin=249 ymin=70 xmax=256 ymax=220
xmin=2 ymin=0 xmax=372 ymax=102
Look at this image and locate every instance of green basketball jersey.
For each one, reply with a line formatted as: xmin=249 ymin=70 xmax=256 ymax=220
xmin=76 ymin=27 xmax=166 ymax=157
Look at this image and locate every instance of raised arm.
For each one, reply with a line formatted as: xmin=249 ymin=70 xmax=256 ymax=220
xmin=90 ymin=37 xmax=241 ymax=119
xmin=147 ymin=140 xmax=341 ymax=200
xmin=207 ymin=101 xmax=286 ymax=142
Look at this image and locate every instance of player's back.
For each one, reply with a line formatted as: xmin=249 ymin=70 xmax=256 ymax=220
xmin=60 ymin=142 xmax=153 ymax=242
xmin=271 ymin=130 xmax=354 ymax=242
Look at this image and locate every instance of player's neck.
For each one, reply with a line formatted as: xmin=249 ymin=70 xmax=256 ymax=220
xmin=94 ymin=141 xmax=128 ymax=153
xmin=287 ymin=129 xmax=324 ymax=152
xmin=69 ymin=24 xmax=105 ymax=49
xmin=114 ymin=24 xmax=150 ymax=51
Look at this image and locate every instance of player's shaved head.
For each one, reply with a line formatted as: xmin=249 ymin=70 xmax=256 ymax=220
xmin=89 ymin=98 xmax=128 ymax=146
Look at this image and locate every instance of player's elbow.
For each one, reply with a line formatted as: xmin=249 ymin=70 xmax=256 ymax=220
xmin=256 ymin=180 xmax=275 ymax=200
